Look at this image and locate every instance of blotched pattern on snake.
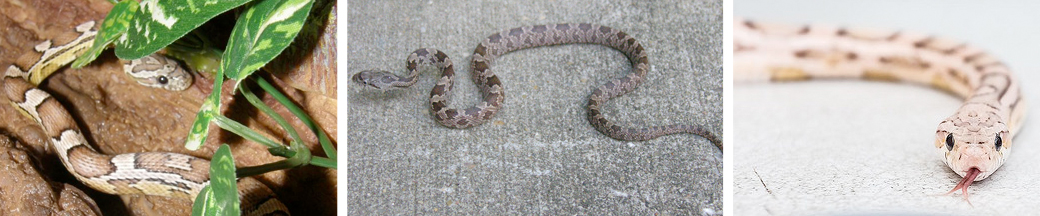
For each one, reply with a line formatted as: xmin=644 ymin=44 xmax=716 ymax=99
xmin=353 ymin=23 xmax=721 ymax=150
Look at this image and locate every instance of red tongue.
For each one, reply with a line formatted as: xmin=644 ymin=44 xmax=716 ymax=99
xmin=945 ymin=168 xmax=981 ymax=204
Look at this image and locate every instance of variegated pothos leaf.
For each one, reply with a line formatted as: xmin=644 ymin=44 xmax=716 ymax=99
xmin=191 ymin=144 xmax=240 ymax=216
xmin=115 ymin=0 xmax=254 ymax=59
xmin=190 ymin=185 xmax=212 ymax=215
xmin=222 ymin=0 xmax=315 ymax=81
xmin=72 ymin=0 xmax=137 ymax=68
xmin=183 ymin=65 xmax=224 ymax=150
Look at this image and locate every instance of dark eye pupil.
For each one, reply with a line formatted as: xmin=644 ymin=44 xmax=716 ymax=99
xmin=158 ymin=76 xmax=168 ymax=84
xmin=995 ymin=133 xmax=1003 ymax=149
xmin=945 ymin=133 xmax=955 ymax=150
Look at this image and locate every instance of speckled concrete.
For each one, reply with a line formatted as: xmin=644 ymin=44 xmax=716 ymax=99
xmin=347 ymin=0 xmax=722 ymax=215
xmin=735 ymin=1 xmax=1040 ymax=215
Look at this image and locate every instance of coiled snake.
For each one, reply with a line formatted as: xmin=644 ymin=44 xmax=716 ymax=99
xmin=3 ymin=21 xmax=289 ymax=214
xmin=735 ymin=18 xmax=1026 ymax=201
xmin=352 ymin=23 xmax=722 ymax=149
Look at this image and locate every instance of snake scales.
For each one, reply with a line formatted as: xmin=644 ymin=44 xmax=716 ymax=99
xmin=353 ymin=23 xmax=722 ymax=149
xmin=736 ymin=18 xmax=1026 ymax=201
xmin=3 ymin=21 xmax=288 ymax=214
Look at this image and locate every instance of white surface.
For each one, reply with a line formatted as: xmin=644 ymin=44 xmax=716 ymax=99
xmin=734 ymin=1 xmax=1040 ymax=215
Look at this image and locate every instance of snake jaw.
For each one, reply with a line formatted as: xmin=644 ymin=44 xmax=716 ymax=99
xmin=947 ymin=143 xmax=1001 ymax=182
xmin=351 ymin=70 xmax=399 ymax=90
xmin=350 ymin=71 xmax=372 ymax=87
xmin=936 ymin=108 xmax=1009 ymax=183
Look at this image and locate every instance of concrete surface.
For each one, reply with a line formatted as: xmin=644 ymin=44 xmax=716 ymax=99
xmin=348 ymin=0 xmax=722 ymax=214
xmin=735 ymin=1 xmax=1040 ymax=215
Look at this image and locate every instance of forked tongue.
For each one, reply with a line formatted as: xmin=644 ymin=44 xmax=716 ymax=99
xmin=945 ymin=167 xmax=981 ymax=205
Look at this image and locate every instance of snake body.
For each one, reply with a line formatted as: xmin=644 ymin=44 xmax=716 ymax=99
xmin=735 ymin=18 xmax=1026 ymax=200
xmin=3 ymin=21 xmax=288 ymax=214
xmin=353 ymin=23 xmax=721 ymax=149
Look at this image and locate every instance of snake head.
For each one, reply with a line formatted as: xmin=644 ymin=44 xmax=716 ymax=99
xmin=935 ymin=104 xmax=1010 ymax=182
xmin=124 ymin=54 xmax=193 ymax=91
xmin=352 ymin=70 xmax=402 ymax=90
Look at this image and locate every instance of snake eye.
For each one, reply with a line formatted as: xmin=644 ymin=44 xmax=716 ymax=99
xmin=157 ymin=76 xmax=169 ymax=85
xmin=945 ymin=133 xmax=955 ymax=150
xmin=995 ymin=133 xmax=1003 ymax=150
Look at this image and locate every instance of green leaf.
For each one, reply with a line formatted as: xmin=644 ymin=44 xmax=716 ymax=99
xmin=73 ymin=0 xmax=137 ymax=68
xmin=183 ymin=96 xmax=218 ymax=150
xmin=222 ymin=0 xmax=315 ymax=81
xmin=183 ymin=64 xmax=226 ymax=150
xmin=254 ymin=77 xmax=336 ymax=160
xmin=115 ymin=0 xmax=254 ymax=59
xmin=190 ymin=185 xmax=212 ymax=215
xmin=191 ymin=144 xmax=240 ymax=216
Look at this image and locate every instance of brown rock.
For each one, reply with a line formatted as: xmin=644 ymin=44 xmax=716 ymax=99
xmin=0 ymin=133 xmax=101 ymax=215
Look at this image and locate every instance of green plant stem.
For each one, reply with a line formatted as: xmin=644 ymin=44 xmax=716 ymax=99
xmin=267 ymin=145 xmax=295 ymax=157
xmin=237 ymin=154 xmax=335 ymax=177
xmin=252 ymin=76 xmax=337 ymax=160
xmin=308 ymin=156 xmax=336 ymax=169
xmin=239 ymin=82 xmax=305 ymax=146
xmin=211 ymin=115 xmax=290 ymax=156
xmin=237 ymin=141 xmax=312 ymax=177
xmin=237 ymin=158 xmax=298 ymax=177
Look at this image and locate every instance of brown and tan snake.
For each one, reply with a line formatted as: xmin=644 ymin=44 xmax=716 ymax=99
xmin=735 ymin=18 xmax=1026 ymax=201
xmin=352 ymin=23 xmax=722 ymax=149
xmin=3 ymin=21 xmax=289 ymax=215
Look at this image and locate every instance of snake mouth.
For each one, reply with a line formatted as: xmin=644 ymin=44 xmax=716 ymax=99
xmin=945 ymin=167 xmax=981 ymax=204
xmin=350 ymin=72 xmax=368 ymax=85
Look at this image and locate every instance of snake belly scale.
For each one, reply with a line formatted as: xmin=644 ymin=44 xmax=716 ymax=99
xmin=3 ymin=21 xmax=288 ymax=214
xmin=735 ymin=18 xmax=1026 ymax=200
xmin=353 ymin=23 xmax=722 ymax=149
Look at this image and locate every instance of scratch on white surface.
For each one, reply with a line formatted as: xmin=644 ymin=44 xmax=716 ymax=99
xmin=610 ymin=189 xmax=630 ymax=197
xmin=701 ymin=208 xmax=717 ymax=216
